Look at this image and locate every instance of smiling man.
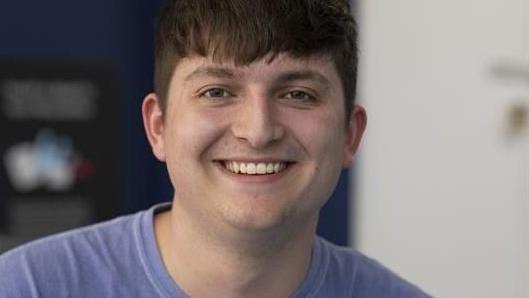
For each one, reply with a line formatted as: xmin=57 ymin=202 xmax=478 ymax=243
xmin=0 ymin=0 xmax=430 ymax=297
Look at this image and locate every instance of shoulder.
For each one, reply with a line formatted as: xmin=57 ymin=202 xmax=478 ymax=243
xmin=0 ymin=211 xmax=142 ymax=298
xmin=316 ymin=237 xmax=432 ymax=298
xmin=0 ymin=209 xmax=139 ymax=262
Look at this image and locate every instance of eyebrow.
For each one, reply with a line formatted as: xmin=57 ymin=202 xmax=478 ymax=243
xmin=184 ymin=66 xmax=331 ymax=88
xmin=273 ymin=70 xmax=331 ymax=87
xmin=184 ymin=66 xmax=236 ymax=82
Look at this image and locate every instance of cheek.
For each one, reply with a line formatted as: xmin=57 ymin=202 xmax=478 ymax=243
xmin=285 ymin=110 xmax=346 ymax=155
xmin=165 ymin=107 xmax=227 ymax=159
xmin=287 ymin=112 xmax=346 ymax=212
xmin=163 ymin=108 xmax=227 ymax=194
xmin=285 ymin=109 xmax=347 ymax=193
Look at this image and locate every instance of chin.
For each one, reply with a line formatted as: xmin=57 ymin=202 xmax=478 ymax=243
xmin=220 ymin=204 xmax=296 ymax=233
xmin=220 ymin=200 xmax=321 ymax=237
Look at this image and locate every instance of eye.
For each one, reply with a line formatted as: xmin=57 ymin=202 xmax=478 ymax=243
xmin=283 ymin=90 xmax=317 ymax=103
xmin=200 ymin=87 xmax=233 ymax=99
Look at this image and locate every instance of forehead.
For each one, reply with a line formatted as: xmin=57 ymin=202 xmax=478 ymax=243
xmin=171 ymin=53 xmax=341 ymax=86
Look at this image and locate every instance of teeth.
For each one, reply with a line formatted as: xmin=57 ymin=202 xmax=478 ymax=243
xmin=256 ymin=163 xmax=267 ymax=174
xmin=223 ymin=161 xmax=287 ymax=175
xmin=246 ymin=163 xmax=256 ymax=174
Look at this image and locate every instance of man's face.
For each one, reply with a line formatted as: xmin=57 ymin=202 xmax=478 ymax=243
xmin=144 ymin=53 xmax=365 ymax=233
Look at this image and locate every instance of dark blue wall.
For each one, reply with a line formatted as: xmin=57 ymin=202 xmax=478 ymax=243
xmin=1 ymin=0 xmax=172 ymax=215
xmin=0 ymin=0 xmax=350 ymax=245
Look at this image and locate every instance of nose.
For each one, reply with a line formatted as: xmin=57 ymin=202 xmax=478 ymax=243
xmin=231 ymin=95 xmax=284 ymax=148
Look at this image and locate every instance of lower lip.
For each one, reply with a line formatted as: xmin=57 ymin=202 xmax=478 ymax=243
xmin=215 ymin=162 xmax=294 ymax=183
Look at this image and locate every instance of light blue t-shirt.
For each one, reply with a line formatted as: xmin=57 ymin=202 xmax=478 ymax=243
xmin=0 ymin=203 xmax=430 ymax=297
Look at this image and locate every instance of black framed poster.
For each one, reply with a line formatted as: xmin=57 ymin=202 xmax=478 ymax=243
xmin=0 ymin=61 xmax=118 ymax=252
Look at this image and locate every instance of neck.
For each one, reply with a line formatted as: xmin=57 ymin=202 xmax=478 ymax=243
xmin=154 ymin=205 xmax=317 ymax=298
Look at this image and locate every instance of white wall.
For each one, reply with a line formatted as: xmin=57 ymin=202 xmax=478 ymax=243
xmin=352 ymin=0 xmax=529 ymax=297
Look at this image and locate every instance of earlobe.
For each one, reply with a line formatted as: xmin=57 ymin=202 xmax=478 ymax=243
xmin=342 ymin=105 xmax=367 ymax=167
xmin=142 ymin=93 xmax=166 ymax=161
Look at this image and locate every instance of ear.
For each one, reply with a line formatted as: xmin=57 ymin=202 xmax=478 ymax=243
xmin=342 ymin=105 xmax=367 ymax=167
xmin=142 ymin=92 xmax=166 ymax=161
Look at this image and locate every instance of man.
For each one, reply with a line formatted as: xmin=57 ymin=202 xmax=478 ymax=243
xmin=0 ymin=0 xmax=430 ymax=297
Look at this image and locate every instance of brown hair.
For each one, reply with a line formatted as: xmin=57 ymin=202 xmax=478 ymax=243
xmin=154 ymin=0 xmax=358 ymax=117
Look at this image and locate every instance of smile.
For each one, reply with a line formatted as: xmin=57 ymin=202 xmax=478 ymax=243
xmin=223 ymin=161 xmax=288 ymax=175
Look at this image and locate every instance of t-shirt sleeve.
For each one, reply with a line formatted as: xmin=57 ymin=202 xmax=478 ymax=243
xmin=352 ymin=253 xmax=432 ymax=298
xmin=0 ymin=246 xmax=48 ymax=298
xmin=0 ymin=233 xmax=97 ymax=298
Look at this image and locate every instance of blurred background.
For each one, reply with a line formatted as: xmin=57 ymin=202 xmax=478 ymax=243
xmin=0 ymin=0 xmax=528 ymax=297
xmin=354 ymin=0 xmax=528 ymax=297
xmin=0 ymin=0 xmax=172 ymax=249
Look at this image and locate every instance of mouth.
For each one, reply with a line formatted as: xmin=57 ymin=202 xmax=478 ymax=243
xmin=221 ymin=161 xmax=290 ymax=175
